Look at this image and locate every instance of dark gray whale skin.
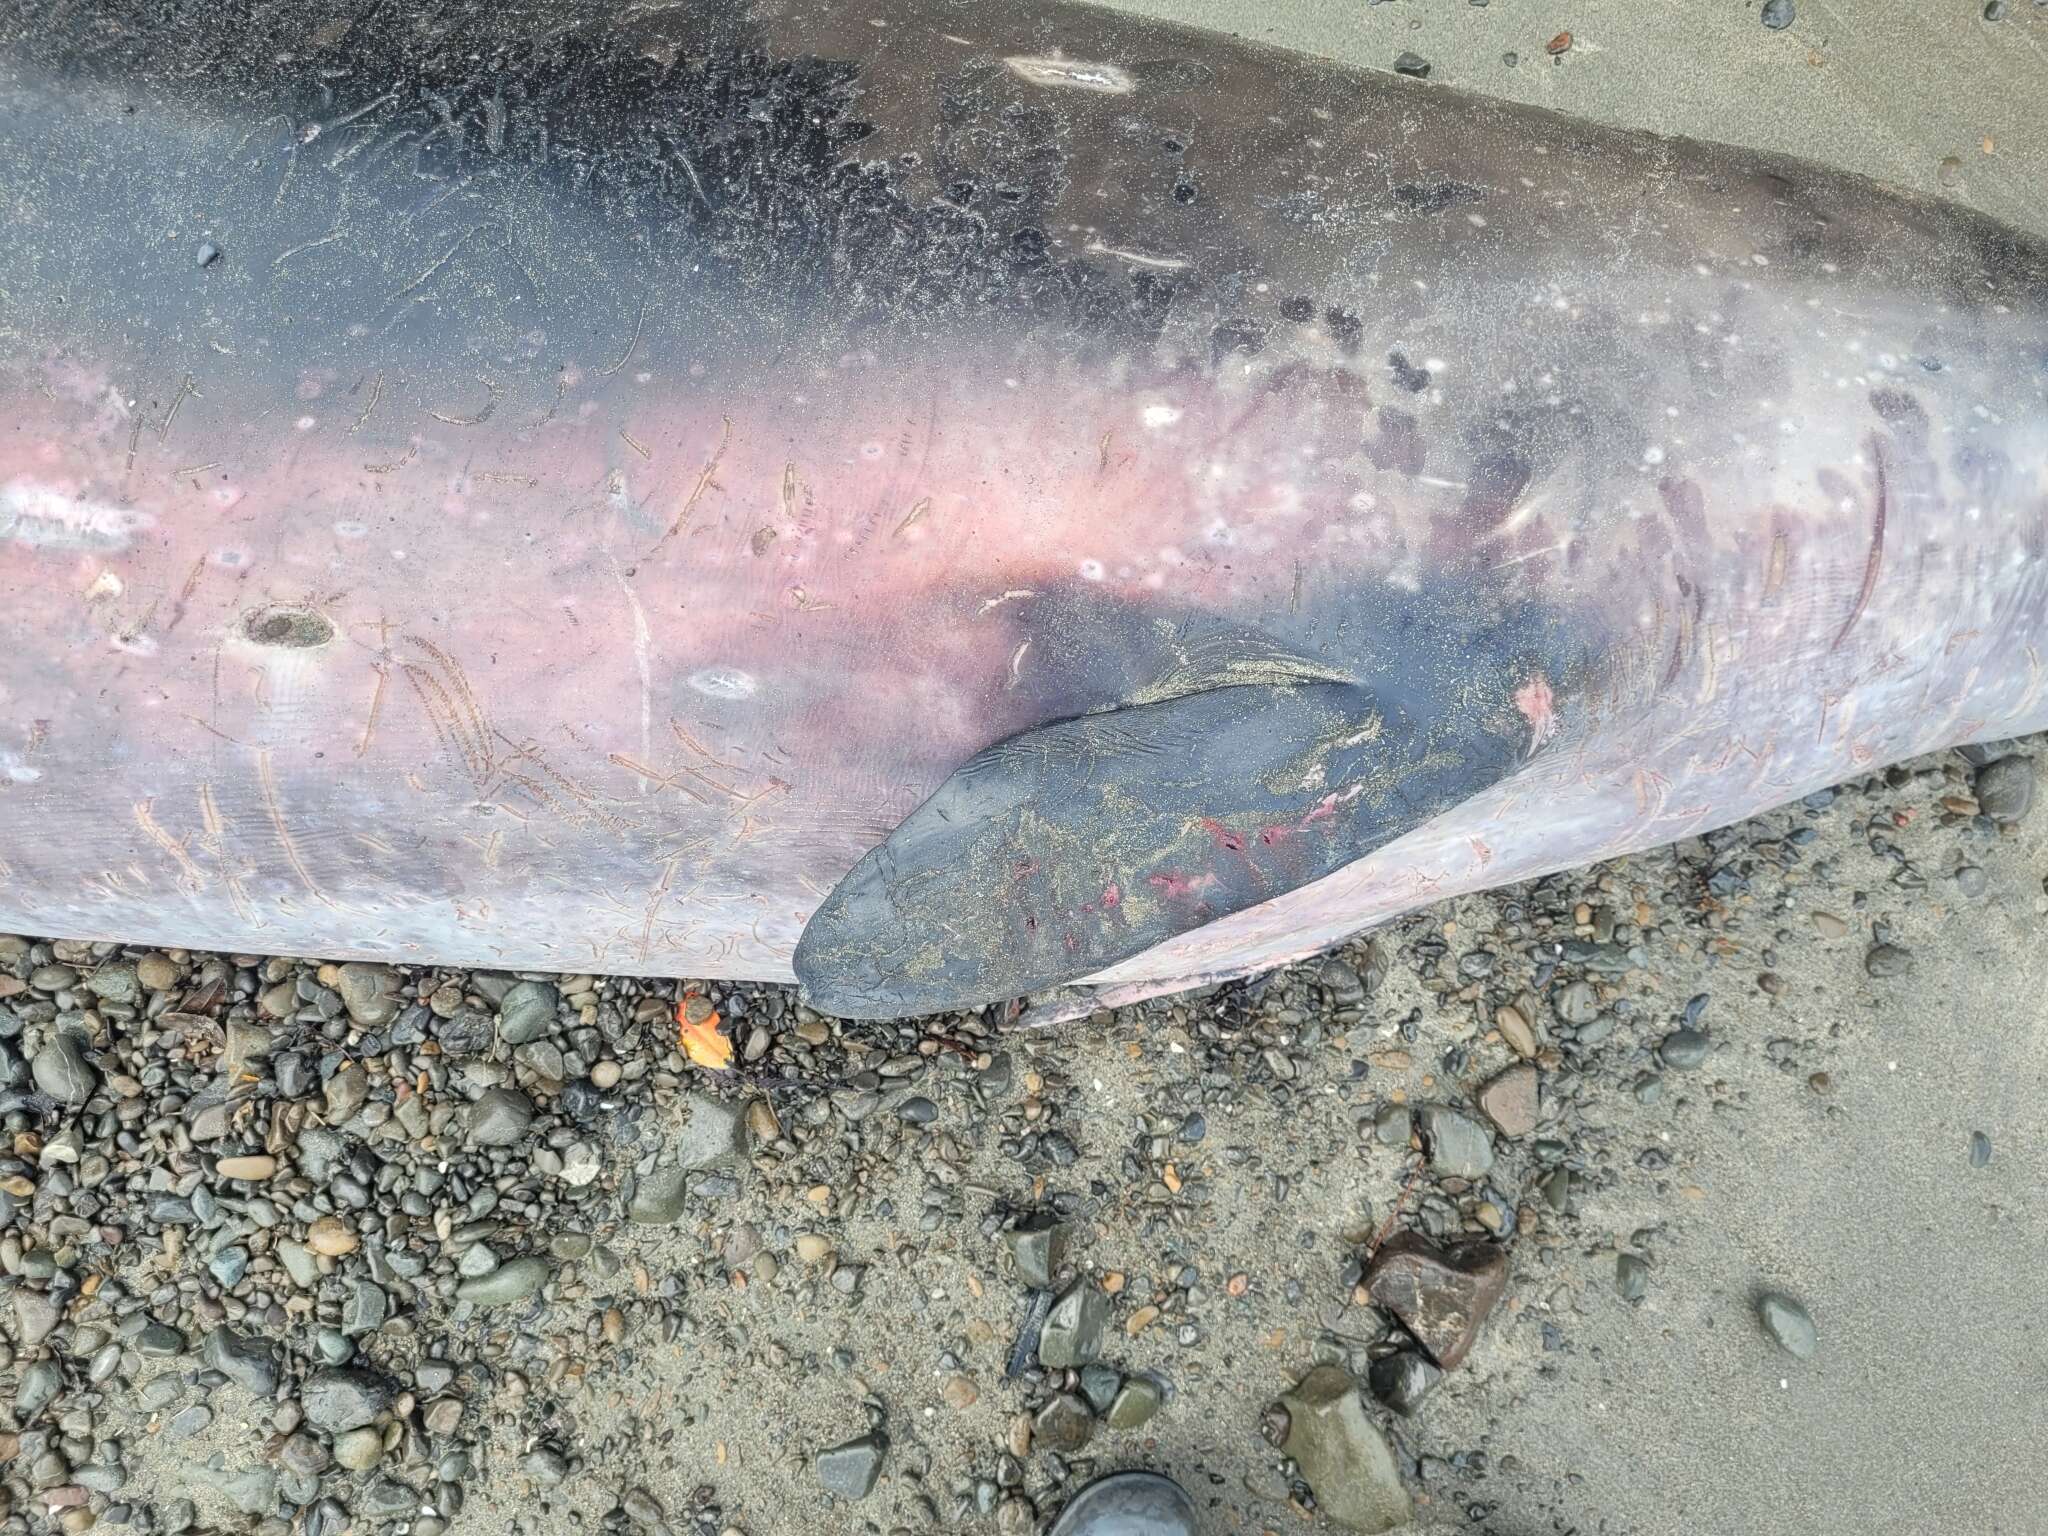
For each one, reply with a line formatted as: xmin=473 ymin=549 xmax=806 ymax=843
xmin=0 ymin=0 xmax=2042 ymax=1019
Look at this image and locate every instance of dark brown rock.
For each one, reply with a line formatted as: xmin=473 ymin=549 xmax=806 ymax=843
xmin=1364 ymin=1232 xmax=1507 ymax=1369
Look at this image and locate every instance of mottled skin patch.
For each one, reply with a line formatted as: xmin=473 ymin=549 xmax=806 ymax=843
xmin=0 ymin=0 xmax=2043 ymax=1011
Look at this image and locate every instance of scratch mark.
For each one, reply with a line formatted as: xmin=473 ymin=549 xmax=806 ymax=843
xmin=619 ymin=427 xmax=651 ymax=460
xmin=172 ymin=462 xmax=221 ymax=477
xmin=610 ymin=560 xmax=655 ymax=783
xmin=1831 ymin=438 xmax=1887 ymax=651
xmin=598 ymin=294 xmax=648 ymax=378
xmin=1764 ymin=531 xmax=1788 ymax=601
xmin=181 ymin=713 xmax=241 ymax=746
xmin=1008 ymin=640 xmax=1032 ymax=689
xmin=273 ymin=227 xmax=345 ymax=270
xmin=133 ymin=799 xmax=209 ymax=888
xmin=648 ymin=416 xmax=731 ymax=555
xmin=255 ymin=748 xmax=332 ymax=908
xmin=357 ymin=664 xmax=388 ymax=757
xmin=474 ymin=471 xmax=538 ymax=487
xmin=364 ymin=442 xmax=418 ymax=475
xmin=157 ymin=375 xmax=196 ymax=442
xmin=892 ymin=497 xmax=932 ymax=538
xmin=196 ymin=781 xmax=259 ymax=927
xmin=428 ymin=376 xmax=501 ymax=427
xmin=348 ymin=373 xmax=384 ymax=436
xmin=978 ymin=589 xmax=1036 ymax=616
xmin=534 ymin=374 xmax=568 ymax=429
xmin=384 ymin=224 xmax=484 ymax=305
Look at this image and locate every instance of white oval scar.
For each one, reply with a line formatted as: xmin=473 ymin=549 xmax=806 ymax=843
xmin=689 ymin=668 xmax=758 ymax=700
xmin=1004 ymin=56 xmax=1135 ymax=93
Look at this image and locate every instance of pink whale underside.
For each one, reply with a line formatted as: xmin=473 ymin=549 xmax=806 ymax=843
xmin=1 ymin=300 xmax=2045 ymax=1006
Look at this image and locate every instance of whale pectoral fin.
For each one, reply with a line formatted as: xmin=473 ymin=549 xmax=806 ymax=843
xmin=793 ymin=675 xmax=1534 ymax=1020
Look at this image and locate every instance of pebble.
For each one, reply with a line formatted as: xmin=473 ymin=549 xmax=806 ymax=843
xmin=1392 ymin=51 xmax=1431 ymax=79
xmin=216 ymin=1154 xmax=277 ymax=1180
xmin=1615 ymin=1252 xmax=1651 ymax=1302
xmin=332 ymin=1427 xmax=383 ymax=1471
xmin=497 ymin=979 xmax=559 ymax=1044
xmin=1969 ymin=1131 xmax=1992 ymax=1168
xmin=1476 ymin=1064 xmax=1539 ymax=1138
xmin=1105 ymin=1376 xmax=1163 ymax=1430
xmin=301 ymin=1367 xmax=392 ymax=1433
xmin=1417 ymin=1104 xmax=1495 ymax=1178
xmin=1032 ymin=1392 xmax=1096 ymax=1453
xmin=456 ymin=1256 xmax=551 ymax=1306
xmin=1761 ymin=0 xmax=1795 ymax=27
xmin=1865 ymin=944 xmax=1914 ymax=977
xmin=1757 ymin=1292 xmax=1818 ymax=1359
xmin=306 ymin=1217 xmax=359 ymax=1256
xmin=467 ymin=1086 xmax=536 ymax=1146
xmin=1366 ymin=1350 xmax=1442 ymax=1416
xmin=942 ymin=1374 xmax=978 ymax=1410
xmin=1037 ymin=1279 xmax=1109 ymax=1369
xmin=662 ymin=1092 xmax=745 ymax=1169
xmin=334 ymin=962 xmax=402 ymax=1027
xmin=1005 ymin=1215 xmax=1068 ymax=1289
xmin=1973 ymin=755 xmax=2034 ymax=822
xmin=1658 ymin=1029 xmax=1711 ymax=1070
xmin=1273 ymin=1366 xmax=1410 ymax=1533
xmin=203 ymin=1328 xmax=281 ymax=1395
xmin=1372 ymin=1103 xmax=1412 ymax=1147
xmin=628 ymin=1166 xmax=691 ymax=1225
xmin=31 ymin=1033 xmax=97 ymax=1105
xmin=815 ymin=1432 xmax=887 ymax=1501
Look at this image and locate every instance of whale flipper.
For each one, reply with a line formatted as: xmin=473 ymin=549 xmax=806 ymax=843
xmin=795 ymin=655 xmax=1547 ymax=1019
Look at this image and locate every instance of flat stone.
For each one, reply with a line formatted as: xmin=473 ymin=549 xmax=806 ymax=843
xmin=306 ymin=1216 xmax=358 ymax=1256
xmin=300 ymin=1367 xmax=391 ymax=1434
xmin=342 ymin=1282 xmax=388 ymax=1336
xmin=14 ymin=1288 xmax=60 ymax=1346
xmin=1366 ymin=1350 xmax=1442 ymax=1416
xmin=221 ymin=1021 xmax=274 ymax=1079
xmin=1005 ymin=1214 xmax=1068 ymax=1290
xmin=1372 ymin=1104 xmax=1411 ymax=1147
xmin=497 ymin=981 xmax=559 ymax=1045
xmin=627 ymin=1166 xmax=691 ymax=1225
xmin=1658 ymin=1029 xmax=1711 ymax=1069
xmin=1416 ymin=1105 xmax=1494 ymax=1178
xmin=84 ymin=960 xmax=141 ymax=1006
xmin=1078 ymin=1363 xmax=1122 ymax=1414
xmin=660 ymin=1092 xmax=744 ymax=1170
xmin=1615 ymin=1253 xmax=1651 ymax=1302
xmin=322 ymin=1065 xmax=369 ymax=1122
xmin=455 ymin=1256 xmax=550 ymax=1306
xmin=335 ymin=963 xmax=402 ymax=1027
xmin=1364 ymin=1232 xmax=1508 ymax=1370
xmin=1037 ymin=1279 xmax=1109 ymax=1369
xmin=1105 ymin=1377 xmax=1163 ymax=1430
xmin=815 ymin=1432 xmax=887 ymax=1501
xmin=1032 ymin=1392 xmax=1095 ymax=1454
xmin=1275 ymin=1366 xmax=1411 ymax=1533
xmin=223 ymin=1466 xmax=276 ymax=1516
xmin=216 ymin=1154 xmax=277 ymax=1180
xmin=31 ymin=1033 xmax=97 ymax=1105
xmin=1475 ymin=1065 xmax=1538 ymax=1138
xmin=1757 ymin=1291 xmax=1817 ymax=1360
xmin=466 ymin=1087 xmax=534 ymax=1146
xmin=204 ymin=1327 xmax=282 ymax=1400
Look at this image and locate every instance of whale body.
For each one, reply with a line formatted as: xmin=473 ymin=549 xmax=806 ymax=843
xmin=0 ymin=0 xmax=2043 ymax=1019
